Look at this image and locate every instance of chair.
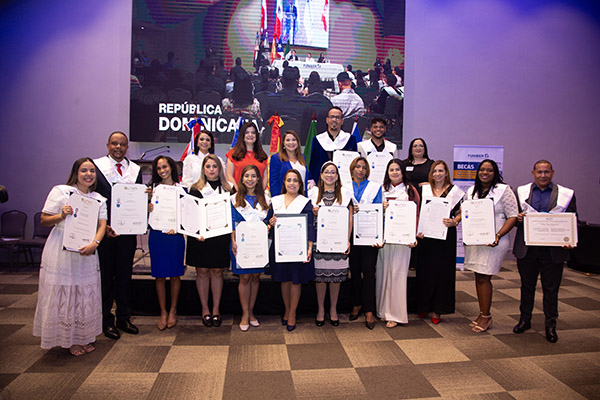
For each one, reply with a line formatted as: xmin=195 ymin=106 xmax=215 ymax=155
xmin=18 ymin=212 xmax=52 ymax=266
xmin=0 ymin=210 xmax=28 ymax=267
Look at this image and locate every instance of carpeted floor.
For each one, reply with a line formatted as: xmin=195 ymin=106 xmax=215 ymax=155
xmin=0 ymin=260 xmax=599 ymax=399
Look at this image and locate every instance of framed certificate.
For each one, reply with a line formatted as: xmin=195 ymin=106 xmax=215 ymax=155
xmin=384 ymin=200 xmax=417 ymax=245
xmin=461 ymin=198 xmax=496 ymax=245
xmin=317 ymin=206 xmax=350 ymax=253
xmin=274 ymin=214 xmax=308 ymax=263
xmin=417 ymin=197 xmax=452 ymax=240
xmin=148 ymin=184 xmax=179 ymax=232
xmin=333 ymin=150 xmax=360 ymax=186
xmin=524 ymin=213 xmax=577 ymax=247
xmin=235 ymin=221 xmax=269 ymax=269
xmin=177 ymin=192 xmax=203 ymax=239
xmin=353 ymin=203 xmax=383 ymax=246
xmin=200 ymin=193 xmax=232 ymax=239
xmin=111 ymin=183 xmax=148 ymax=235
xmin=63 ymin=192 xmax=102 ymax=252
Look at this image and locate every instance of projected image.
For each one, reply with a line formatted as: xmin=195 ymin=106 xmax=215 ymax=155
xmin=130 ymin=0 xmax=405 ymax=150
xmin=278 ymin=0 xmax=329 ymax=48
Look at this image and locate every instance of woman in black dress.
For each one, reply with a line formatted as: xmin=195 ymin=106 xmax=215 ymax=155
xmin=403 ymin=138 xmax=434 ymax=188
xmin=415 ymin=161 xmax=464 ymax=324
xmin=185 ymin=154 xmax=234 ymax=327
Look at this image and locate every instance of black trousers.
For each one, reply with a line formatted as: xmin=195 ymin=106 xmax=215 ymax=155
xmin=349 ymin=244 xmax=379 ymax=313
xmin=98 ymin=235 xmax=137 ymax=327
xmin=517 ymin=247 xmax=564 ymax=329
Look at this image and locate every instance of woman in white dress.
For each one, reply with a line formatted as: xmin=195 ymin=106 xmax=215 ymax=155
xmin=463 ymin=159 xmax=518 ymax=332
xmin=376 ymin=159 xmax=419 ymax=328
xmin=181 ymin=129 xmax=225 ymax=188
xmin=33 ymin=158 xmax=107 ymax=356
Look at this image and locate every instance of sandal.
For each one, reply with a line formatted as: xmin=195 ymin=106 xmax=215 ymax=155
xmin=386 ymin=321 xmax=398 ymax=328
xmin=69 ymin=345 xmax=86 ymax=356
xmin=469 ymin=313 xmax=483 ymax=328
xmin=472 ymin=315 xmax=492 ymax=333
xmin=82 ymin=343 xmax=95 ymax=353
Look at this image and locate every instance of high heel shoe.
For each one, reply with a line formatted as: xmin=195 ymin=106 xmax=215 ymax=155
xmin=239 ymin=323 xmax=250 ymax=332
xmin=315 ymin=319 xmax=325 ymax=327
xmin=472 ymin=315 xmax=492 ymax=333
xmin=202 ymin=314 xmax=213 ymax=327
xmin=167 ymin=313 xmax=177 ymax=329
xmin=286 ymin=324 xmax=296 ymax=332
xmin=365 ymin=320 xmax=376 ymax=330
xmin=329 ymin=318 xmax=339 ymax=327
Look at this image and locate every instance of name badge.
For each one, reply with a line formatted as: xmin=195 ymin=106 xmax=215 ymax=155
xmin=406 ymin=166 xmax=414 ymax=171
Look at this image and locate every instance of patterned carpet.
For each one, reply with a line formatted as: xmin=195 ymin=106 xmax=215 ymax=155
xmin=0 ymin=260 xmax=599 ymax=399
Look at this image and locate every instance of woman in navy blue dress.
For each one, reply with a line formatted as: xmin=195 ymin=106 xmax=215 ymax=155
xmin=230 ymin=165 xmax=272 ymax=331
xmin=268 ymin=170 xmax=316 ymax=331
xmin=268 ymin=130 xmax=312 ymax=196
xmin=147 ymin=156 xmax=185 ymax=330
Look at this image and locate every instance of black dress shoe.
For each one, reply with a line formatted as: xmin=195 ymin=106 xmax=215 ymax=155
xmin=545 ymin=327 xmax=558 ymax=343
xmin=315 ymin=319 xmax=325 ymax=327
xmin=116 ymin=319 xmax=139 ymax=335
xmin=330 ymin=318 xmax=339 ymax=327
xmin=513 ymin=320 xmax=531 ymax=334
xmin=103 ymin=325 xmax=121 ymax=340
xmin=365 ymin=320 xmax=375 ymax=330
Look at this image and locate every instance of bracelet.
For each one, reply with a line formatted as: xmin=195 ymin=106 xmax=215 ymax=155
xmin=94 ymin=240 xmax=100 ymax=245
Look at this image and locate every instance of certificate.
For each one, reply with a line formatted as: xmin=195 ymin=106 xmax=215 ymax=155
xmin=353 ymin=203 xmax=383 ymax=246
xmin=274 ymin=214 xmax=308 ymax=263
xmin=200 ymin=193 xmax=232 ymax=238
xmin=317 ymin=206 xmax=349 ymax=253
xmin=111 ymin=183 xmax=148 ymax=235
xmin=417 ymin=197 xmax=451 ymax=240
xmin=63 ymin=192 xmax=101 ymax=252
xmin=148 ymin=184 xmax=179 ymax=232
xmin=177 ymin=192 xmax=203 ymax=239
xmin=461 ymin=199 xmax=496 ymax=245
xmin=384 ymin=200 xmax=417 ymax=245
xmin=366 ymin=151 xmax=393 ymax=186
xmin=524 ymin=213 xmax=577 ymax=247
xmin=235 ymin=221 xmax=269 ymax=269
xmin=333 ymin=150 xmax=360 ymax=186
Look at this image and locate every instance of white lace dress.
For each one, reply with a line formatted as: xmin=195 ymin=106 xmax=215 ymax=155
xmin=33 ymin=185 xmax=107 ymax=349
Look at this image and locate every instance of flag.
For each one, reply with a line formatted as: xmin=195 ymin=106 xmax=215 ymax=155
xmin=260 ymin=0 xmax=267 ymax=35
xmin=321 ymin=0 xmax=329 ymax=32
xmin=284 ymin=40 xmax=291 ymax=57
xmin=303 ymin=118 xmax=318 ymax=165
xmin=351 ymin=117 xmax=362 ymax=144
xmin=274 ymin=0 xmax=283 ymax=40
xmin=180 ymin=118 xmax=204 ymax=161
xmin=268 ymin=114 xmax=284 ymax=154
xmin=270 ymin=37 xmax=280 ymax=62
xmin=231 ymin=115 xmax=245 ymax=148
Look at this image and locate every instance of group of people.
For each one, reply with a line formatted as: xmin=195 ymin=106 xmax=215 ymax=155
xmin=33 ymin=106 xmax=577 ymax=356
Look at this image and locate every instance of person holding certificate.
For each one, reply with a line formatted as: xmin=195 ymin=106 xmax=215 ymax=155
xmin=226 ymin=121 xmax=269 ymax=190
xmin=268 ymin=130 xmax=313 ymax=196
xmin=94 ymin=131 xmax=142 ymax=340
xmin=268 ymin=169 xmax=315 ymax=331
xmin=348 ymin=156 xmax=382 ymax=329
xmin=512 ymin=160 xmax=577 ymax=343
xmin=181 ymin=129 xmax=226 ymax=188
xmin=147 ymin=156 xmax=185 ymax=331
xmin=230 ymin=165 xmax=272 ymax=331
xmin=376 ymin=159 xmax=420 ymax=328
xmin=415 ymin=161 xmax=464 ymax=324
xmin=33 ymin=158 xmax=107 ymax=356
xmin=185 ymin=154 xmax=234 ymax=328
xmin=309 ymin=162 xmax=354 ymax=327
xmin=463 ymin=159 xmax=518 ymax=333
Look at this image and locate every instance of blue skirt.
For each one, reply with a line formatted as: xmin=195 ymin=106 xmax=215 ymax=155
xmin=148 ymin=230 xmax=185 ymax=278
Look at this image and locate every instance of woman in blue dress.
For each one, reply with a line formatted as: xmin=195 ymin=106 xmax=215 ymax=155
xmin=230 ymin=165 xmax=272 ymax=331
xmin=268 ymin=169 xmax=316 ymax=331
xmin=268 ymin=130 xmax=312 ymax=196
xmin=147 ymin=156 xmax=185 ymax=330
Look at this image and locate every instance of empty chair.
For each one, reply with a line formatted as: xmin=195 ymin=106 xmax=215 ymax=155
xmin=0 ymin=210 xmax=27 ymax=267
xmin=18 ymin=212 xmax=52 ymax=266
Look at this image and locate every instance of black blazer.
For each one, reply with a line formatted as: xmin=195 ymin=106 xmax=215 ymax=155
xmin=513 ymin=183 xmax=577 ymax=262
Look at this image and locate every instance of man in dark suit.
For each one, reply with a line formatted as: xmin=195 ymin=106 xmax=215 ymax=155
xmin=94 ymin=131 xmax=142 ymax=340
xmin=512 ymin=160 xmax=577 ymax=343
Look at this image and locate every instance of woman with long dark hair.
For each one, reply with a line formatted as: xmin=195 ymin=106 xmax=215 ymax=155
xmin=34 ymin=158 xmax=107 ymax=356
xmin=181 ymin=129 xmax=225 ymax=188
xmin=376 ymin=159 xmax=419 ymax=328
xmin=226 ymin=121 xmax=268 ymax=190
xmin=268 ymin=130 xmax=311 ymax=196
xmin=463 ymin=159 xmax=518 ymax=332
xmin=147 ymin=156 xmax=185 ymax=330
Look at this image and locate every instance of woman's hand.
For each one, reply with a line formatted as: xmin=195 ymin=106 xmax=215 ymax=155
xmin=148 ymin=203 xmax=154 ymax=213
xmin=312 ymin=206 xmax=320 ymax=216
xmin=304 ymin=247 xmax=312 ymax=263
xmin=442 ymin=218 xmax=457 ymax=227
xmin=61 ymin=205 xmax=73 ymax=219
xmin=79 ymin=241 xmax=99 ymax=256
xmin=516 ymin=212 xmax=526 ymax=223
xmin=416 ymin=232 xmax=424 ymax=239
xmin=231 ymin=241 xmax=238 ymax=257
xmin=408 ymin=241 xmax=417 ymax=248
xmin=196 ymin=236 xmax=206 ymax=242
xmin=353 ymin=203 xmax=360 ymax=213
xmin=382 ymin=201 xmax=389 ymax=211
xmin=166 ymin=229 xmax=175 ymax=235
xmin=372 ymin=241 xmax=385 ymax=249
xmin=269 ymin=216 xmax=277 ymax=227
xmin=105 ymin=225 xmax=118 ymax=238
xmin=487 ymin=235 xmax=500 ymax=247
xmin=343 ymin=243 xmax=351 ymax=255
